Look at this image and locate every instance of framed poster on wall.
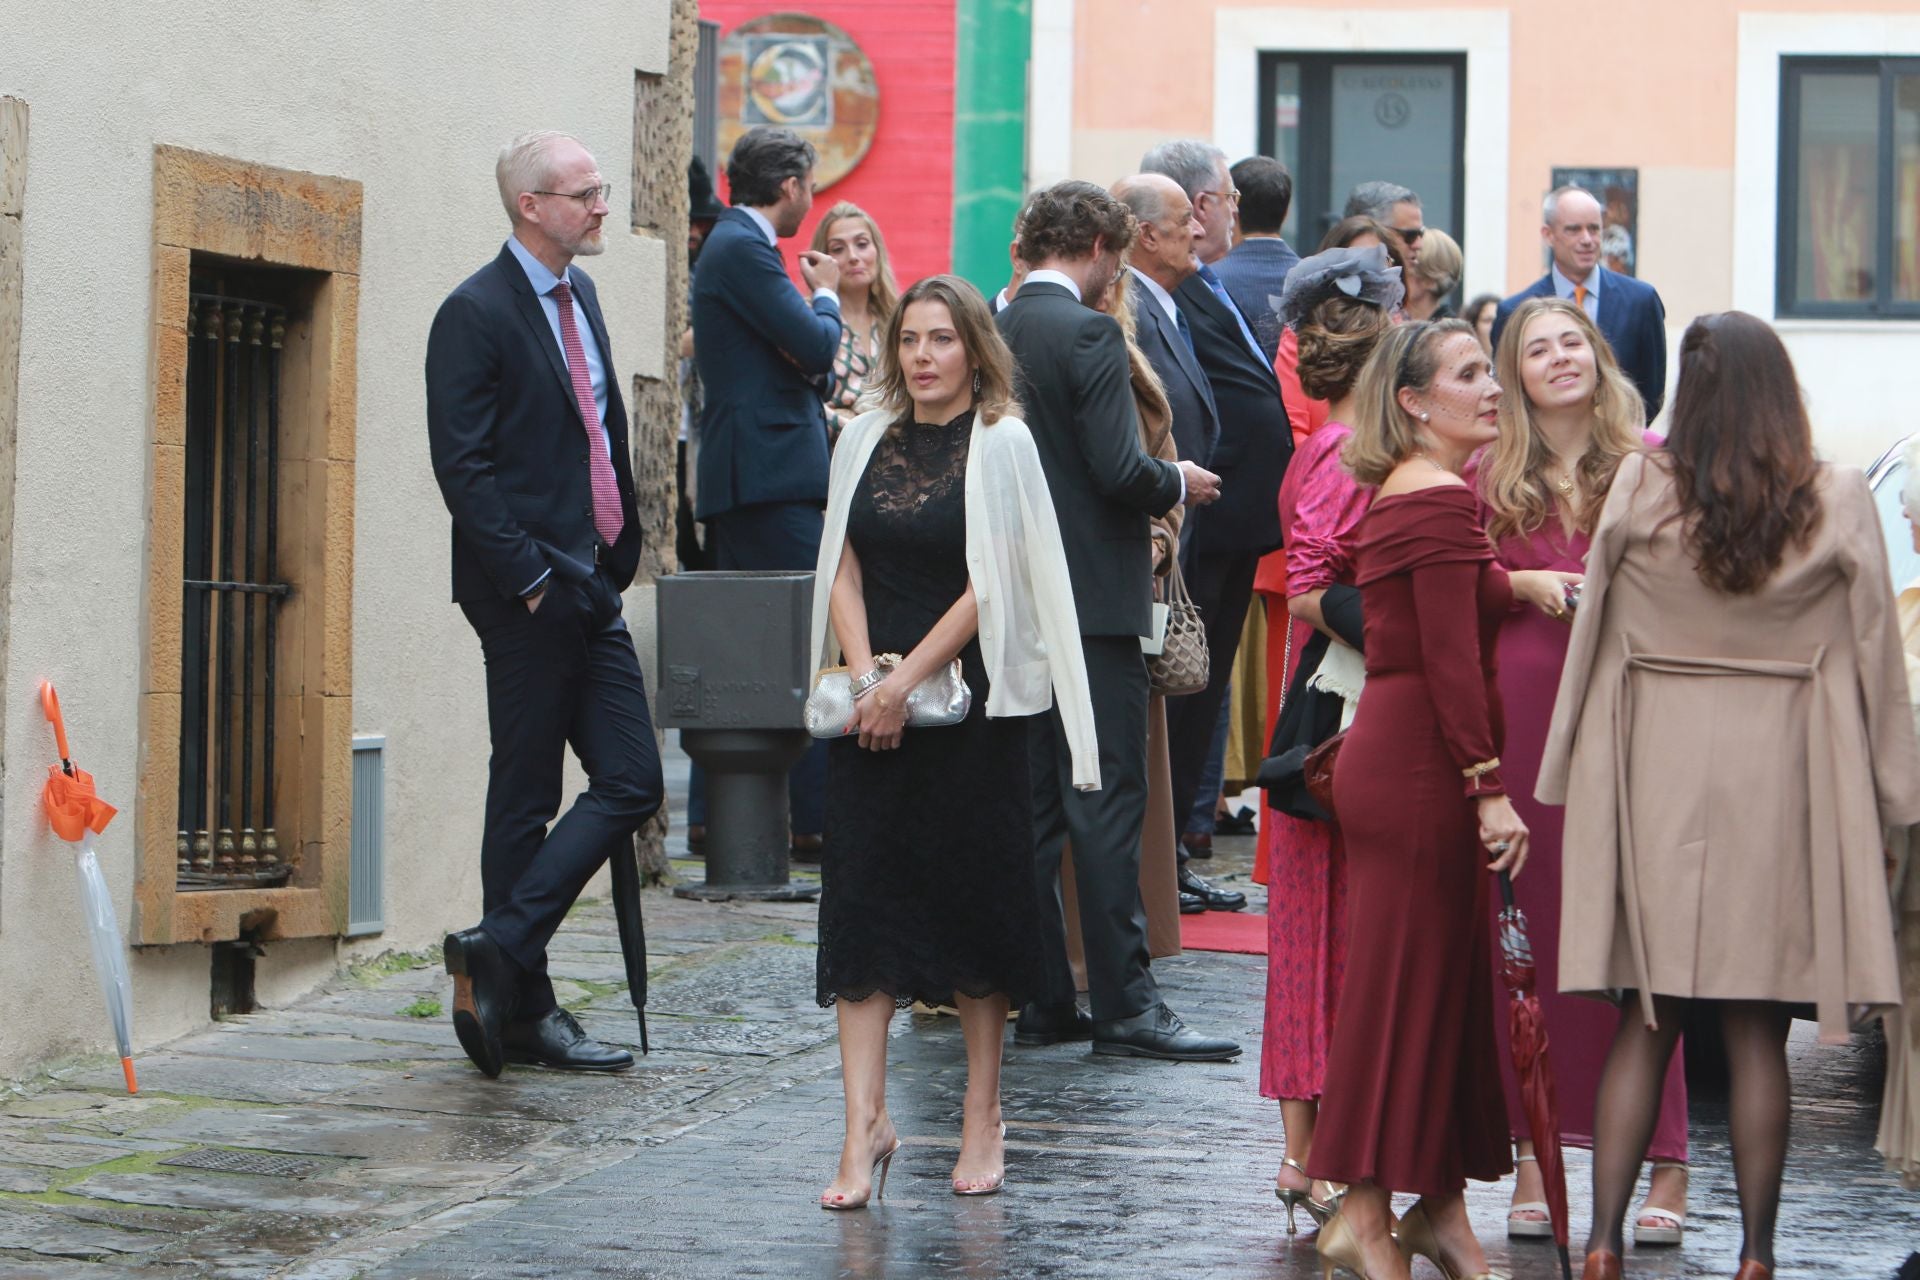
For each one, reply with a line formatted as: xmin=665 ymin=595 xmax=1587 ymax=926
xmin=1549 ymin=167 xmax=1639 ymax=277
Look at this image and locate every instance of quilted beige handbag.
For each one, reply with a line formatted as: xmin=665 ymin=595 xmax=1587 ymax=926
xmin=1146 ymin=556 xmax=1208 ymax=696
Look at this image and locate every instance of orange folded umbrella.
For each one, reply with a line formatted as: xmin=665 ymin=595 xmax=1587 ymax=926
xmin=41 ymin=682 xmax=137 ymax=1094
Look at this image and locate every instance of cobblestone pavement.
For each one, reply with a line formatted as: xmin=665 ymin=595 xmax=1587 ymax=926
xmin=2 ymin=752 xmax=1915 ymax=1279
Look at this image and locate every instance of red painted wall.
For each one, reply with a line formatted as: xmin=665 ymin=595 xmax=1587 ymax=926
xmin=706 ymin=1 xmax=957 ymax=288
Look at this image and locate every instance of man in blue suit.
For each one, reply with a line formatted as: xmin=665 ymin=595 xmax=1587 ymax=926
xmin=1213 ymin=156 xmax=1301 ymax=365
xmin=1492 ymin=185 xmax=1668 ymax=420
xmin=688 ymin=126 xmax=843 ymax=852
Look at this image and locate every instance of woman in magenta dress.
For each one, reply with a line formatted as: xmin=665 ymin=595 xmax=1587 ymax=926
xmin=1309 ymin=320 xmax=1579 ymax=1280
xmin=1259 ymin=245 xmax=1399 ymax=1231
xmin=1476 ymin=297 xmax=1690 ymax=1247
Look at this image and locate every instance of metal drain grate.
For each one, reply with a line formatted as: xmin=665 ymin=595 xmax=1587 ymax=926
xmin=160 ymin=1148 xmax=324 ymax=1178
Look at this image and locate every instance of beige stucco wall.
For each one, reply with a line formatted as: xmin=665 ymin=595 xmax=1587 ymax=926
xmin=1 ymin=2 xmax=669 ymax=1078
xmin=1059 ymin=0 xmax=1920 ymax=462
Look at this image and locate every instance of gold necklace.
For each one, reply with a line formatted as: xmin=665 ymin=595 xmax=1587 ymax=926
xmin=1553 ymin=471 xmax=1575 ymax=496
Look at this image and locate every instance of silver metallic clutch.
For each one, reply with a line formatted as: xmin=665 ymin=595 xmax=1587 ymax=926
xmin=804 ymin=653 xmax=972 ymax=738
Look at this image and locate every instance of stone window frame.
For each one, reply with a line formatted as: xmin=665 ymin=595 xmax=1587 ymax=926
xmin=137 ymin=146 xmax=359 ymax=945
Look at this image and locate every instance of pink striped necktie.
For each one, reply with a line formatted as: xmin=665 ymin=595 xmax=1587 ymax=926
xmin=551 ymin=279 xmax=625 ymax=547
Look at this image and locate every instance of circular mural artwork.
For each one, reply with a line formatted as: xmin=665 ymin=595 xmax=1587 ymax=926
xmin=717 ymin=13 xmax=880 ymax=192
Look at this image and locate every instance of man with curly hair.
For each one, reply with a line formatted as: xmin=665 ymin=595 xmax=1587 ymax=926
xmin=997 ymin=181 xmax=1239 ymax=1062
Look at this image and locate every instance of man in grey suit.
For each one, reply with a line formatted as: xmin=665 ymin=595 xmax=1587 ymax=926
xmin=1214 ymin=156 xmax=1301 ymax=364
xmin=997 ymin=181 xmax=1239 ymax=1061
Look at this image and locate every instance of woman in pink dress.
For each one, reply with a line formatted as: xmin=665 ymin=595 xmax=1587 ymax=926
xmin=1260 ymin=245 xmax=1399 ymax=1231
xmin=1475 ymin=295 xmax=1690 ymax=1246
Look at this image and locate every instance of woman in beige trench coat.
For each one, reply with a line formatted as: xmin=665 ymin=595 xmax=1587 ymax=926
xmin=1536 ymin=313 xmax=1920 ymax=1280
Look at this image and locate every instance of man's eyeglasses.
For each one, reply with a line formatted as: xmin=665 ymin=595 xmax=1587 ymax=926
xmin=532 ymin=184 xmax=613 ymax=206
xmin=1201 ymin=186 xmax=1241 ymax=206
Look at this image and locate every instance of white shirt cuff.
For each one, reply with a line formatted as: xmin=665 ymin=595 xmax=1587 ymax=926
xmin=1177 ymin=465 xmax=1187 ymax=505
xmin=813 ymin=288 xmax=840 ymax=306
xmin=520 ymin=567 xmax=553 ymax=597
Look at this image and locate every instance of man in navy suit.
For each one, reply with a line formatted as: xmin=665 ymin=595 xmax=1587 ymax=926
xmin=1213 ymin=156 xmax=1301 ymax=364
xmin=687 ymin=127 xmax=843 ymax=852
xmin=428 ymin=131 xmax=663 ymax=1078
xmin=1492 ymin=185 xmax=1668 ymax=420
xmin=1111 ymin=174 xmax=1218 ymax=468
xmin=1142 ymin=139 xmax=1294 ymax=876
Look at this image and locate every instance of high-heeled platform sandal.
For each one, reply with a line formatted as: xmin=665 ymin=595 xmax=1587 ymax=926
xmin=1274 ymin=1157 xmax=1313 ymax=1233
xmin=1633 ymin=1160 xmax=1688 ymax=1246
xmin=951 ymin=1122 xmax=1006 ymax=1196
xmin=1395 ymin=1199 xmax=1507 ymax=1280
xmin=1506 ymin=1153 xmax=1553 ymax=1239
xmin=820 ymin=1137 xmax=901 ymax=1211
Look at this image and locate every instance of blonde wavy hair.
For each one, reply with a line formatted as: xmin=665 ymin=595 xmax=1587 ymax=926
xmin=1342 ymin=319 xmax=1478 ymax=486
xmin=1105 ymin=270 xmax=1173 ymax=436
xmin=860 ymin=275 xmax=1021 ymax=427
xmin=810 ymin=201 xmax=900 ymax=325
xmin=1480 ymin=296 xmax=1646 ymax=543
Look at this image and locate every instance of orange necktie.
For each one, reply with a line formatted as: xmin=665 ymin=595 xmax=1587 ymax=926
xmin=1574 ymin=284 xmax=1588 ymax=310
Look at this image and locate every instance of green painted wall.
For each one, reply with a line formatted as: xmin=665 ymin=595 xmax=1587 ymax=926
xmin=952 ymin=0 xmax=1030 ymax=294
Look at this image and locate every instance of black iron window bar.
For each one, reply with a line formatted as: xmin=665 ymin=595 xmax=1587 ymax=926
xmin=178 ymin=292 xmax=293 ymax=891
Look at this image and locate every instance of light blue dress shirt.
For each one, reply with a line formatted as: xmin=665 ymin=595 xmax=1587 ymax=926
xmin=1551 ymin=261 xmax=1601 ymax=324
xmin=505 ymin=235 xmax=610 ymax=458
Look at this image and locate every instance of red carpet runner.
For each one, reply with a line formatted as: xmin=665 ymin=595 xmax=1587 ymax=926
xmin=1178 ymin=910 xmax=1267 ymax=955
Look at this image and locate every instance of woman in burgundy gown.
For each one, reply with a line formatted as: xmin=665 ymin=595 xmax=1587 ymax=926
xmin=1476 ymin=296 xmax=1690 ymax=1246
xmin=1309 ymin=320 xmax=1578 ymax=1280
xmin=1259 ymin=245 xmax=1398 ymax=1230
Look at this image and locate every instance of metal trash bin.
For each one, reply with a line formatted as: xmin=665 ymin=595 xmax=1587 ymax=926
xmin=657 ymin=570 xmax=818 ymax=902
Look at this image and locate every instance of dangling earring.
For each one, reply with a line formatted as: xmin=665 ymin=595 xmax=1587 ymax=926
xmin=972 ymin=369 xmax=983 ymax=397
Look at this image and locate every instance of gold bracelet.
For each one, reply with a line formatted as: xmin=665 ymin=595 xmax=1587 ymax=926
xmin=1461 ymin=758 xmax=1501 ymax=779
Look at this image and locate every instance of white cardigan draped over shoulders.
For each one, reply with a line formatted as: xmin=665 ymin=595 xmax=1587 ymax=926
xmin=808 ymin=408 xmax=1101 ymax=790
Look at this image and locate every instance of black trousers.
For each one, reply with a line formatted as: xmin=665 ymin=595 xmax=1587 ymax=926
xmin=461 ymin=567 xmax=663 ymax=1018
xmin=1030 ymin=635 xmax=1157 ymax=1022
xmin=1164 ymin=549 xmax=1259 ymax=846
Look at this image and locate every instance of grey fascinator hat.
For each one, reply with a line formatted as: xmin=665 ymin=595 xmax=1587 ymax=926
xmin=1273 ymin=243 xmax=1405 ymax=330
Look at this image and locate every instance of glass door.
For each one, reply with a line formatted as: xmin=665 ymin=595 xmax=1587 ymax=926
xmin=1259 ymin=53 xmax=1466 ymax=252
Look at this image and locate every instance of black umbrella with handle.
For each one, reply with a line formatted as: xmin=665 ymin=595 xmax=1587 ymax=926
xmin=607 ymin=840 xmax=650 ymax=1053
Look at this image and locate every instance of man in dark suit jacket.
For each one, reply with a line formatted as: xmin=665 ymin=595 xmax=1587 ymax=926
xmin=1492 ymin=185 xmax=1669 ymax=420
xmin=1142 ymin=140 xmax=1296 ymax=860
xmin=686 ymin=127 xmax=843 ymax=849
xmin=1213 ymin=155 xmax=1302 ymax=365
xmin=997 ymin=181 xmax=1239 ymax=1062
xmin=1112 ymin=174 xmax=1218 ymax=468
xmin=427 ymin=130 xmax=663 ymax=1078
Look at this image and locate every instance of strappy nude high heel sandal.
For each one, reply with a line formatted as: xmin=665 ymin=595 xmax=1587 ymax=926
xmin=820 ymin=1136 xmax=901 ymax=1211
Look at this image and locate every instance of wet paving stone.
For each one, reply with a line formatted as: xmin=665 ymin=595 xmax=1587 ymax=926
xmin=163 ymin=1030 xmax=424 ymax=1066
xmin=64 ymin=1171 xmax=392 ymax=1218
xmin=63 ymin=1056 xmax=394 ymax=1107
xmin=0 ymin=1205 xmax=172 ymax=1259
xmin=135 ymin=1104 xmax=558 ymax=1163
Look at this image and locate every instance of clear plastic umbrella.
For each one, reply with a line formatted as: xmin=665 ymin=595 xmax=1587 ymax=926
xmin=40 ymin=682 xmax=137 ymax=1094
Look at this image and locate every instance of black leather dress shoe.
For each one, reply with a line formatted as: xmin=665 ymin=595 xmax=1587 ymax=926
xmin=1179 ymin=889 xmax=1207 ymax=914
xmin=504 ymin=1008 xmax=634 ymax=1071
xmin=444 ymin=927 xmax=517 ymax=1078
xmin=1179 ymin=864 xmax=1248 ymax=912
xmin=1094 ymin=1003 xmax=1241 ymax=1061
xmin=1013 ymin=1001 xmax=1094 ymax=1046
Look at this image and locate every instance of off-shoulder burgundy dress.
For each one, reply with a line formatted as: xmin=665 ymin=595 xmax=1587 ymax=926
xmin=1307 ymin=485 xmax=1514 ymax=1198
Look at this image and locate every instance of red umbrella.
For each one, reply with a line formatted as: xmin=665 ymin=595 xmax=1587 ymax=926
xmin=1496 ymin=871 xmax=1572 ymax=1280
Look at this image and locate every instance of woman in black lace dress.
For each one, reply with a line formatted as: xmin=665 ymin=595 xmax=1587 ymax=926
xmin=809 ymin=276 xmax=1098 ymax=1209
